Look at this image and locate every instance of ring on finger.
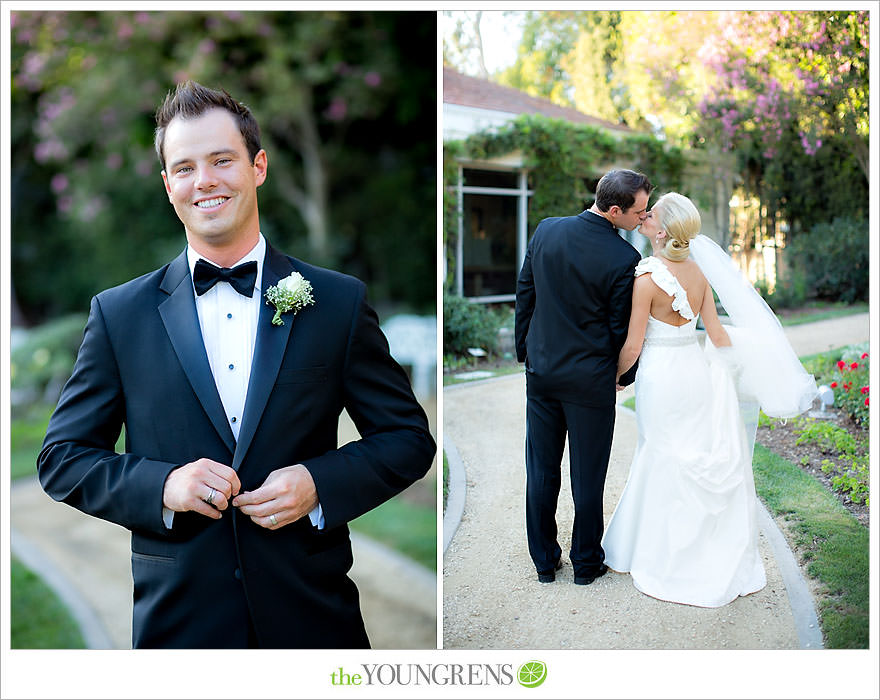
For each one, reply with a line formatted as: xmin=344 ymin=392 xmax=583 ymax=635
xmin=206 ymin=487 xmax=216 ymax=506
xmin=269 ymin=514 xmax=278 ymax=527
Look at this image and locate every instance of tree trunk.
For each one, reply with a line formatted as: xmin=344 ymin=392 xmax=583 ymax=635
xmin=472 ymin=11 xmax=489 ymax=79
xmin=272 ymin=91 xmax=330 ymax=262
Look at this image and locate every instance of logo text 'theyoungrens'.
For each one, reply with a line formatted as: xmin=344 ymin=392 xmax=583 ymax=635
xmin=330 ymin=664 xmax=516 ymax=687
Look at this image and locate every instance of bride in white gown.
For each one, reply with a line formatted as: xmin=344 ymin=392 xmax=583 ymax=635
xmin=602 ymin=192 xmax=817 ymax=607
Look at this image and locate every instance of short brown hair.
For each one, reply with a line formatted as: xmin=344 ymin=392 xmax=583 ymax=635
xmin=594 ymin=169 xmax=653 ymax=213
xmin=154 ymin=80 xmax=262 ymax=171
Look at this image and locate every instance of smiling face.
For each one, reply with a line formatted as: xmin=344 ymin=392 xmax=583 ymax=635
xmin=161 ymin=108 xmax=267 ymax=256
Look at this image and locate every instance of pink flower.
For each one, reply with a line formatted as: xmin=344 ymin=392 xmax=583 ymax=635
xmin=861 ymin=352 xmax=868 ymax=359
xmin=324 ymin=97 xmax=347 ymax=122
xmin=50 ymin=173 xmax=68 ymax=194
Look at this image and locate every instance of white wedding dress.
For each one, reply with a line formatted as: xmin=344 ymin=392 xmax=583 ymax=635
xmin=602 ymin=257 xmax=767 ymax=607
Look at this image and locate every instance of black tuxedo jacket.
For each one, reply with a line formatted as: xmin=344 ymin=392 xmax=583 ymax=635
xmin=38 ymin=243 xmax=435 ymax=648
xmin=515 ymin=210 xmax=642 ymax=406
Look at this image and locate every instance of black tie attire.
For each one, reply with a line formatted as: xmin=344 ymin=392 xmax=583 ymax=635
xmin=515 ymin=210 xmax=641 ymax=581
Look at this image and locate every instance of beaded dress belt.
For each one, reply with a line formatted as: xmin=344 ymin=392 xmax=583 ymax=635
xmin=643 ymin=335 xmax=698 ymax=347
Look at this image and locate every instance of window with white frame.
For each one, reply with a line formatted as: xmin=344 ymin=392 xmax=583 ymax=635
xmin=455 ymin=166 xmax=532 ymax=302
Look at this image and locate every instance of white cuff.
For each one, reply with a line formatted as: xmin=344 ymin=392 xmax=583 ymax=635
xmin=164 ymin=504 xmax=323 ymax=529
xmin=308 ymin=503 xmax=325 ymax=530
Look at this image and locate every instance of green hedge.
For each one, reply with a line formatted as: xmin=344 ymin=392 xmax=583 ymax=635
xmin=786 ymin=216 xmax=868 ymax=304
xmin=10 ymin=314 xmax=87 ymax=408
xmin=443 ymin=292 xmax=502 ymax=357
xmin=444 ymin=114 xmax=687 ymax=293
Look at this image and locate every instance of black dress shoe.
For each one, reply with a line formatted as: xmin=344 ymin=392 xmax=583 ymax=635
xmin=574 ymin=563 xmax=609 ymax=586
xmin=537 ymin=560 xmax=563 ymax=583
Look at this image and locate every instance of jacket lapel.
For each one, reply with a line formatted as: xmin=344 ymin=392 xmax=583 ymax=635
xmin=232 ymin=244 xmax=296 ymax=471
xmin=158 ymin=251 xmax=236 ymax=454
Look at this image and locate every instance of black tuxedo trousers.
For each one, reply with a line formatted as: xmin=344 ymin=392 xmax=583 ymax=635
xmin=38 ymin=244 xmax=435 ymax=648
xmin=515 ymin=211 xmax=641 ymax=576
xmin=525 ymin=385 xmax=615 ymax=575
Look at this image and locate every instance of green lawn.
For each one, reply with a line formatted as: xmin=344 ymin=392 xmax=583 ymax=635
xmin=443 ymin=452 xmax=449 ymax=512
xmin=9 ymin=404 xmax=55 ymax=481
xmin=10 ymin=404 xmax=436 ymax=652
xmin=776 ymin=301 xmax=868 ymax=326
xmin=753 ymin=444 xmax=868 ymax=648
xmin=350 ymin=492 xmax=437 ymax=571
xmin=633 ymin=341 xmax=868 ymax=646
xmin=621 ymin=344 xmax=869 ymax=648
xmin=12 ymin=406 xmax=437 ymax=571
xmin=10 ymin=557 xmax=85 ymax=649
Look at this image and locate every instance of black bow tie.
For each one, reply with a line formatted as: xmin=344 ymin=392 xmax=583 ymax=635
xmin=193 ymin=259 xmax=258 ymax=297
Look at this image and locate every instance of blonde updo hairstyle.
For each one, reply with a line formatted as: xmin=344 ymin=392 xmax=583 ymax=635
xmin=653 ymin=192 xmax=701 ymax=262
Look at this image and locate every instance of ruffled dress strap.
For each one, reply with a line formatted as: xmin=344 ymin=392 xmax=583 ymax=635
xmin=635 ymin=256 xmax=695 ymax=320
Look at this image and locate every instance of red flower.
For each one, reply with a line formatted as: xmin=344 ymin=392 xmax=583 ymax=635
xmin=837 ymin=360 xmax=846 ymax=369
xmin=830 ymin=381 xmax=838 ymax=388
xmin=844 ymin=382 xmax=853 ymax=391
xmin=861 ymin=352 xmax=869 ymax=359
xmin=850 ymin=362 xmax=859 ymax=370
xmin=865 ymin=397 xmax=869 ymax=407
xmin=861 ymin=386 xmax=869 ymax=395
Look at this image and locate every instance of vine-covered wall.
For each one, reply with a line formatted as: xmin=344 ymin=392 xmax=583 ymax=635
xmin=443 ymin=114 xmax=689 ymax=291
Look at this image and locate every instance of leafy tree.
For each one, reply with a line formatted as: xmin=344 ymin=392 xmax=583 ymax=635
xmin=698 ymin=11 xmax=868 ymax=180
xmin=561 ymin=12 xmax=626 ymax=123
xmin=442 ymin=10 xmax=490 ymax=78
xmin=485 ymin=10 xmax=867 ymax=246
xmin=496 ymin=10 xmax=592 ymax=107
xmin=11 ymin=11 xmax=436 ymax=323
xmin=613 ymin=10 xmax=720 ymax=142
xmin=696 ymin=10 xmax=868 ymax=240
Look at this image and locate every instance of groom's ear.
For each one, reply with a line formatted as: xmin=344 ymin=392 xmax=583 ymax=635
xmin=607 ymin=205 xmax=621 ymax=225
xmin=161 ymin=170 xmax=172 ymax=201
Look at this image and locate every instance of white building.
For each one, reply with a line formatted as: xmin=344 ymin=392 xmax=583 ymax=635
xmin=444 ymin=67 xmax=731 ymax=303
xmin=444 ymin=67 xmax=639 ymax=303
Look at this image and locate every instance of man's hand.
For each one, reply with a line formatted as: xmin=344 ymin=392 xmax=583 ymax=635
xmin=232 ymin=464 xmax=318 ymax=530
xmin=163 ymin=458 xmax=241 ymax=520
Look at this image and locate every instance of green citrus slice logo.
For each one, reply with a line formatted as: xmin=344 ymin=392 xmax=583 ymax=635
xmin=517 ymin=660 xmax=547 ymax=688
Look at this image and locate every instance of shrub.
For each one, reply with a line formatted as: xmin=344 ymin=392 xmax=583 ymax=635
xmin=794 ymin=417 xmax=869 ymax=506
xmin=10 ymin=314 xmax=87 ymax=409
xmin=786 ymin=216 xmax=868 ymax=304
xmin=443 ymin=292 xmax=501 ymax=358
xmin=828 ymin=348 xmax=869 ymax=429
xmin=768 ymin=266 xmax=808 ymax=310
xmin=754 ymin=278 xmax=771 ymax=304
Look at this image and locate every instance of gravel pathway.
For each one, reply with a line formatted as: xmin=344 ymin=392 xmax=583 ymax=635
xmin=442 ymin=312 xmax=869 ymax=649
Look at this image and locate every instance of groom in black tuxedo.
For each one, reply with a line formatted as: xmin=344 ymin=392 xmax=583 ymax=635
xmin=38 ymin=81 xmax=435 ymax=648
xmin=515 ymin=170 xmax=650 ymax=584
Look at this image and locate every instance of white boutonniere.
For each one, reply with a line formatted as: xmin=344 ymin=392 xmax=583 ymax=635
xmin=265 ymin=271 xmax=315 ymax=326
